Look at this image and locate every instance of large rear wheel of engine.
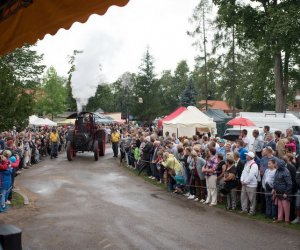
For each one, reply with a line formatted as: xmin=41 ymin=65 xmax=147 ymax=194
xmin=94 ymin=140 xmax=99 ymax=161
xmin=66 ymin=141 xmax=73 ymax=161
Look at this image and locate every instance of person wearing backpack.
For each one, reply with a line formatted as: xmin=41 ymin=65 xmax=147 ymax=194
xmin=240 ymin=152 xmax=259 ymax=215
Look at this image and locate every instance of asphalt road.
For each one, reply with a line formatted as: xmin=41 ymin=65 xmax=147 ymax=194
xmin=1 ymin=148 xmax=300 ymax=250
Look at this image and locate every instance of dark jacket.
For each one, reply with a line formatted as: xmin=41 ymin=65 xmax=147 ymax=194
xmin=286 ymin=163 xmax=297 ymax=193
xmin=142 ymin=142 xmax=153 ymax=161
xmin=236 ymin=159 xmax=245 ymax=180
xmin=273 ymin=160 xmax=293 ymax=198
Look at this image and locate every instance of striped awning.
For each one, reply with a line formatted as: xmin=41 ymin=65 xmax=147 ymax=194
xmin=0 ymin=0 xmax=129 ymax=55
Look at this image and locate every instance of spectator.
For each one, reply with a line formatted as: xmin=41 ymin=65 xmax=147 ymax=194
xmin=274 ymin=130 xmax=286 ymax=159
xmin=188 ymin=150 xmax=206 ymax=202
xmin=202 ymin=147 xmax=218 ymax=206
xmin=292 ymin=166 xmax=300 ymax=224
xmin=262 ymin=159 xmax=277 ymax=220
xmin=49 ymin=128 xmax=59 ymax=159
xmin=264 ymin=133 xmax=276 ymax=151
xmin=252 ymin=129 xmax=264 ymax=158
xmin=223 ymin=154 xmax=238 ymax=210
xmin=273 ymin=159 xmax=293 ymax=224
xmin=283 ymin=153 xmax=297 ymax=221
xmin=240 ymin=152 xmax=259 ymax=215
xmin=111 ymin=129 xmax=121 ymax=158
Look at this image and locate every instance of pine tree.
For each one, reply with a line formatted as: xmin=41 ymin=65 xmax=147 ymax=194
xmin=180 ymin=79 xmax=197 ymax=107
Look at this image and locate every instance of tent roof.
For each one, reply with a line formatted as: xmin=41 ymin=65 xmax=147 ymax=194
xmin=205 ymin=109 xmax=230 ymax=122
xmin=163 ymin=106 xmax=216 ymax=129
xmin=162 ymin=107 xmax=187 ymax=122
xmin=0 ymin=0 xmax=129 ymax=55
xmin=158 ymin=107 xmax=187 ymax=128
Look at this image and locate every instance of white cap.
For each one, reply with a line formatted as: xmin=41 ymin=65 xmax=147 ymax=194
xmin=245 ymin=152 xmax=255 ymax=158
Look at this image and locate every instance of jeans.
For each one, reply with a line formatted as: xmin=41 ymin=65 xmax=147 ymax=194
xmin=150 ymin=163 xmax=158 ymax=179
xmin=112 ymin=142 xmax=119 ymax=157
xmin=0 ymin=189 xmax=7 ymax=209
xmin=51 ymin=142 xmax=58 ymax=157
xmin=227 ymin=189 xmax=237 ymax=209
xmin=265 ymin=192 xmax=277 ymax=218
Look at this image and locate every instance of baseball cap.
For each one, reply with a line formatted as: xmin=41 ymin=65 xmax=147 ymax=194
xmin=245 ymin=152 xmax=255 ymax=158
xmin=218 ymin=139 xmax=225 ymax=144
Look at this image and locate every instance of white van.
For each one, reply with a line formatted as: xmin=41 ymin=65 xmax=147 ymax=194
xmin=223 ymin=127 xmax=278 ymax=151
xmin=238 ymin=112 xmax=300 ymax=135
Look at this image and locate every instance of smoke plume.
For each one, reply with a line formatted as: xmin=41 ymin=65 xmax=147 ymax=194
xmin=71 ymin=49 xmax=104 ymax=112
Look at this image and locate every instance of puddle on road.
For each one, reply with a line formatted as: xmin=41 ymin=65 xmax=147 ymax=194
xmin=32 ymin=178 xmax=74 ymax=196
xmin=94 ymin=172 xmax=150 ymax=212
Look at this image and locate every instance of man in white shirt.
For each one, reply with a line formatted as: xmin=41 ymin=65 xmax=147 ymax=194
xmin=241 ymin=129 xmax=250 ymax=150
xmin=240 ymin=152 xmax=259 ymax=215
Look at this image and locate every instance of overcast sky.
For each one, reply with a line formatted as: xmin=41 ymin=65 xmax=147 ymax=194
xmin=34 ymin=0 xmax=199 ymax=83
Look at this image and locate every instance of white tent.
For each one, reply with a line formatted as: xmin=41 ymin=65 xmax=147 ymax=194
xmin=163 ymin=106 xmax=216 ymax=137
xmin=44 ymin=118 xmax=57 ymax=126
xmin=29 ymin=115 xmax=57 ymax=126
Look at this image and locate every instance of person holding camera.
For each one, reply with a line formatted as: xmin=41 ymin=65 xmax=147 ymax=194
xmin=272 ymin=159 xmax=293 ymax=224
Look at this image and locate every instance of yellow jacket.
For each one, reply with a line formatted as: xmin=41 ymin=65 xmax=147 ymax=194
xmin=50 ymin=132 xmax=59 ymax=143
xmin=162 ymin=154 xmax=182 ymax=174
xmin=111 ymin=132 xmax=120 ymax=143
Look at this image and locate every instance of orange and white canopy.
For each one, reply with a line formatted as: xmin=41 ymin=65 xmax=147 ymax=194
xmin=0 ymin=0 xmax=129 ymax=55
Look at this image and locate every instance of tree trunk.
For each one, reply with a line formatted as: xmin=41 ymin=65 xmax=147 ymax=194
xmin=274 ymin=51 xmax=285 ymax=113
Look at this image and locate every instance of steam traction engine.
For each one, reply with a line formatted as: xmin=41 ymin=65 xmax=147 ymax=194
xmin=66 ymin=112 xmax=106 ymax=161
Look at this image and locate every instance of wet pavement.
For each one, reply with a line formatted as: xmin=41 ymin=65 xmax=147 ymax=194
xmin=1 ymin=148 xmax=300 ymax=250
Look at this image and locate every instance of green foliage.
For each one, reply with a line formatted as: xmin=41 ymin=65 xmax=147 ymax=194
xmin=86 ymin=83 xmax=114 ymax=112
xmin=65 ymin=50 xmax=83 ymax=111
xmin=36 ymin=67 xmax=67 ymax=118
xmin=180 ymin=79 xmax=197 ymax=107
xmin=213 ymin=0 xmax=300 ymax=112
xmin=131 ymin=48 xmax=162 ymax=121
xmin=0 ymin=45 xmax=45 ymax=130
xmin=2 ymin=44 xmax=45 ymax=85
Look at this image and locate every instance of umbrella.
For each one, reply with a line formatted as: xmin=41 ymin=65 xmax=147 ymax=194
xmin=227 ymin=117 xmax=255 ymax=127
xmin=0 ymin=0 xmax=129 ymax=55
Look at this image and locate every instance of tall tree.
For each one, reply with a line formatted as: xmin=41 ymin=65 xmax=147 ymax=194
xmin=66 ymin=50 xmax=83 ymax=111
xmin=157 ymin=70 xmax=177 ymax=114
xmin=86 ymin=83 xmax=114 ymax=112
xmin=132 ymin=48 xmax=161 ymax=121
xmin=2 ymin=44 xmax=45 ymax=86
xmin=0 ymin=45 xmax=45 ymax=130
xmin=213 ymin=0 xmax=300 ymax=112
xmin=188 ymin=0 xmax=213 ymax=110
xmin=36 ymin=67 xmax=67 ymax=119
xmin=180 ymin=79 xmax=197 ymax=107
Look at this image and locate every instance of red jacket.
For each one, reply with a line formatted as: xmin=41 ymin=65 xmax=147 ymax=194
xmin=0 ymin=159 xmax=9 ymax=171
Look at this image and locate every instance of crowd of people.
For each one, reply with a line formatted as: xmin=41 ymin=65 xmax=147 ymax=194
xmin=2 ymin=121 xmax=300 ymax=225
xmin=0 ymin=126 xmax=67 ymax=212
xmin=111 ymin=125 xmax=300 ymax=225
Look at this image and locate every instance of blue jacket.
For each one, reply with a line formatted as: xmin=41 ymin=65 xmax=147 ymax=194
xmin=273 ymin=160 xmax=292 ymax=197
xmin=0 ymin=167 xmax=12 ymax=190
xmin=239 ymin=147 xmax=248 ymax=163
